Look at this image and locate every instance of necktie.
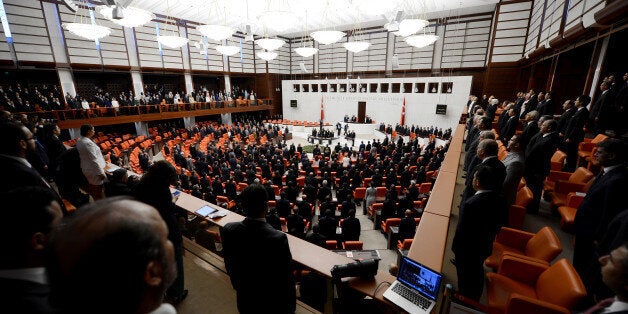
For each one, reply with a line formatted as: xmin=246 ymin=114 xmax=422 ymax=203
xmin=582 ymin=297 xmax=614 ymax=314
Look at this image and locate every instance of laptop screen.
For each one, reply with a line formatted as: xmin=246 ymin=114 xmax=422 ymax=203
xmin=397 ymin=257 xmax=443 ymax=301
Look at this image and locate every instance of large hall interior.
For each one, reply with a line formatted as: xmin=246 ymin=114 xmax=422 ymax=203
xmin=0 ymin=0 xmax=627 ymax=313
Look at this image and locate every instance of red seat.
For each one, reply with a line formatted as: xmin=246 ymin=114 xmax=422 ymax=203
xmin=343 ymin=241 xmax=363 ymax=250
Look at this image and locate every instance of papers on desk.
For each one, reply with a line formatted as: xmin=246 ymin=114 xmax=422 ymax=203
xmin=195 ymin=205 xmax=217 ymax=217
xmin=208 ymin=210 xmax=227 ymax=219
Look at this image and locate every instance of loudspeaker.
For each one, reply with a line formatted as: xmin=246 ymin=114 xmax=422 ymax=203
xmin=299 ymin=62 xmax=310 ymax=73
xmin=392 ymin=54 xmax=399 ymax=69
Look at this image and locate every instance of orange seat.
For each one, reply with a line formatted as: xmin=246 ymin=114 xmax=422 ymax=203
xmin=353 ymin=187 xmax=366 ymax=201
xmin=325 ymin=240 xmax=337 ymax=250
xmin=556 ymin=193 xmax=585 ymax=233
xmin=485 ymin=227 xmax=562 ymax=270
xmin=375 ymin=186 xmax=387 ymax=198
xmin=237 ymin=182 xmax=248 ymax=191
xmin=576 ymin=134 xmax=608 ymax=165
xmin=343 ymin=241 xmax=363 ymax=250
xmin=397 ymin=239 xmax=413 ymax=250
xmin=368 ymin=203 xmax=383 ymax=218
xmin=487 ymin=257 xmax=586 ymax=314
xmin=381 ymin=218 xmax=401 ymax=233
xmin=544 ymin=167 xmax=593 ymax=209
xmin=550 ymin=150 xmax=567 ymax=171
xmin=419 ymin=182 xmax=432 ymax=194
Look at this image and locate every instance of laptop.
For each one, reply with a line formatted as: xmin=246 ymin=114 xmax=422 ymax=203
xmin=383 ymin=257 xmax=443 ymax=314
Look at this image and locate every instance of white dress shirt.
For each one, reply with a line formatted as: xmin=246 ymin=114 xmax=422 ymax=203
xmin=76 ymin=136 xmax=107 ymax=185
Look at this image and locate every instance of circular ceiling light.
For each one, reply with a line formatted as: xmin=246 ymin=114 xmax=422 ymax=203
xmin=215 ymin=45 xmax=241 ymax=56
xmin=256 ymin=38 xmax=285 ymax=51
xmin=405 ymin=34 xmax=439 ymax=48
xmin=197 ymin=24 xmax=235 ymax=41
xmin=343 ymin=41 xmax=371 ymax=53
xmin=311 ymin=30 xmax=345 ymax=45
xmin=63 ymin=23 xmax=111 ymax=41
xmin=97 ymin=6 xmax=155 ymax=28
xmin=157 ymin=35 xmax=189 ymax=49
xmin=294 ymin=47 xmax=318 ymax=58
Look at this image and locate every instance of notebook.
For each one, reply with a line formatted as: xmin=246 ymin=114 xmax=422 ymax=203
xmin=383 ymin=256 xmax=443 ymax=314
xmin=195 ymin=205 xmax=217 ymax=217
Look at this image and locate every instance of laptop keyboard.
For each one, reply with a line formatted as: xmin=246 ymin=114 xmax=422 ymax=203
xmin=392 ymin=284 xmax=430 ymax=309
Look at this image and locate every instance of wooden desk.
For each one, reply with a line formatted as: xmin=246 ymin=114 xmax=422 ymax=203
xmin=173 ymin=187 xmax=396 ymax=305
xmin=407 ymin=212 xmax=450 ymax=272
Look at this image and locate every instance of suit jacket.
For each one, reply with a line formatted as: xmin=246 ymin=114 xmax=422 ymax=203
xmin=398 ymin=216 xmax=417 ymax=240
xmin=222 ymin=218 xmax=296 ymax=314
xmin=464 ymin=157 xmax=506 ymax=200
xmin=519 ymin=121 xmax=540 ymax=149
xmin=452 ymin=191 xmax=507 ymax=258
xmin=557 ymin=107 xmax=575 ymax=134
xmin=465 ymin=127 xmax=479 ymax=152
xmin=574 ymin=167 xmax=628 ymax=242
xmin=500 ymin=116 xmax=518 ymax=144
xmin=341 ymin=216 xmax=361 ymax=241
xmin=564 ymin=107 xmax=589 ymax=142
xmin=0 ymin=277 xmax=53 ymax=313
xmin=524 ymin=132 xmax=559 ymax=179
xmin=501 ymin=152 xmax=525 ymax=206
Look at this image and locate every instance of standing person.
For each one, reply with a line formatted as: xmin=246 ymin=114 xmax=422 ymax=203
xmin=0 ymin=187 xmax=63 ymax=313
xmin=134 ymin=161 xmax=188 ymax=304
xmin=222 ymin=184 xmax=296 ymax=314
xmin=47 ymin=198 xmax=176 ymax=314
xmin=76 ymin=124 xmax=107 ymax=200
xmin=573 ymin=139 xmax=628 ymax=293
xmin=452 ymin=165 xmax=507 ymax=301
xmin=563 ymin=95 xmax=590 ymax=171
xmin=523 ymin=119 xmax=559 ymax=214
xmin=501 ymin=135 xmax=525 ymax=207
xmin=364 ymin=182 xmax=377 ymax=215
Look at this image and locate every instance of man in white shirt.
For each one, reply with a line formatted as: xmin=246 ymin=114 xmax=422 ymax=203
xmin=76 ymin=124 xmax=107 ymax=200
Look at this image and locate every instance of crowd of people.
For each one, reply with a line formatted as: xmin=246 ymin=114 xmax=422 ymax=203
xmin=452 ymin=76 xmax=628 ymax=310
xmin=0 ymin=82 xmax=258 ymax=115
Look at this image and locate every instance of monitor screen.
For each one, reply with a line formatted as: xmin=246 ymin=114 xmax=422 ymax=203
xmin=397 ymin=257 xmax=442 ymax=301
xmin=290 ymin=100 xmax=298 ymax=107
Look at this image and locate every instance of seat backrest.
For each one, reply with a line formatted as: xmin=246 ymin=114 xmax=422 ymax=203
xmin=525 ymin=227 xmax=562 ymax=262
xmin=550 ymin=150 xmax=568 ymax=171
xmin=419 ymin=182 xmax=432 ymax=194
xmin=591 ymin=134 xmax=608 ymax=144
xmin=535 ymin=259 xmax=587 ymax=309
xmin=568 ymin=167 xmax=594 ymax=184
xmin=344 ymin=241 xmax=363 ymax=250
xmin=384 ymin=218 xmax=401 ymax=227
xmin=353 ymin=187 xmax=366 ymax=199
xmin=515 ymin=186 xmax=534 ymax=207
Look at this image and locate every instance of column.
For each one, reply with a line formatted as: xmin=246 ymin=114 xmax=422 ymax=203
xmin=57 ymin=68 xmax=76 ymax=98
xmin=183 ymin=117 xmax=196 ymax=129
xmin=587 ymin=36 xmax=609 ymax=101
xmin=224 ymin=74 xmax=231 ymax=93
xmin=123 ymin=27 xmax=140 ymax=68
xmin=385 ymin=32 xmax=395 ymax=75
xmin=134 ymin=122 xmax=148 ymax=137
xmin=184 ymin=72 xmax=193 ymax=95
xmin=68 ymin=127 xmax=80 ymax=139
xmin=431 ymin=25 xmax=445 ymax=72
xmin=130 ymin=71 xmax=144 ymax=99
xmin=179 ymin=24 xmax=191 ymax=72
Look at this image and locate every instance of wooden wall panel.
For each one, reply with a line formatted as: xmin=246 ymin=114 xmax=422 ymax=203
xmin=492 ymin=1 xmax=531 ymax=63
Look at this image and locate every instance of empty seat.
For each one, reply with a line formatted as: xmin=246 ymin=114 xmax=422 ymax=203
xmin=397 ymin=239 xmax=413 ymax=250
xmin=485 ymin=226 xmax=562 ymax=270
xmin=342 ymin=241 xmax=363 ymax=250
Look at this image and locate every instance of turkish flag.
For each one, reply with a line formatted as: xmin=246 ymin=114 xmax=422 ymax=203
xmin=400 ymin=97 xmax=406 ymax=126
xmin=320 ymin=96 xmax=325 ymax=122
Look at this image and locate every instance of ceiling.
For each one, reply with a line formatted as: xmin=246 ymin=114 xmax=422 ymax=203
xmin=118 ymin=0 xmax=498 ymax=37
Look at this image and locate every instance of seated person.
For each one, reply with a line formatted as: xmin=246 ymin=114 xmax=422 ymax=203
xmin=398 ymin=210 xmax=417 ymax=240
xmin=341 ymin=209 xmax=361 ymax=242
xmin=286 ymin=208 xmax=305 ymax=239
xmin=318 ymin=209 xmax=338 ymax=240
xmin=265 ymin=208 xmax=282 ymax=231
xmin=305 ymin=224 xmax=326 ymax=248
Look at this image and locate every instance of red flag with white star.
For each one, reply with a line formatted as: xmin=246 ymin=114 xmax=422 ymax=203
xmin=320 ymin=95 xmax=325 ymax=122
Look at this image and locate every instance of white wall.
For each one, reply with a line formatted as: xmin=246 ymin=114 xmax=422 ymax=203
xmin=282 ymin=76 xmax=472 ymax=131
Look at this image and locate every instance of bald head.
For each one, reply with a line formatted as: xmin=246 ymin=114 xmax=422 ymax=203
xmin=48 ymin=198 xmax=175 ymax=314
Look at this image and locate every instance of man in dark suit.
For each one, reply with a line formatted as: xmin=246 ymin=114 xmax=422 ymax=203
xmin=581 ymin=243 xmax=628 ymax=314
xmin=518 ymin=110 xmax=540 ymax=149
xmin=222 ymin=184 xmax=296 ymax=314
xmin=341 ymin=209 xmax=361 ymax=241
xmin=287 ymin=207 xmax=306 ymax=239
xmin=524 ymin=119 xmax=560 ymax=214
xmin=398 ymin=209 xmax=417 ymax=240
xmin=453 ymin=165 xmax=508 ymax=300
xmin=0 ymin=187 xmax=62 ymax=313
xmin=557 ymin=99 xmax=575 ymax=136
xmin=500 ymin=109 xmax=519 ymax=145
xmin=464 ymin=118 xmax=492 ymax=172
xmin=501 ymin=135 xmax=525 ymax=207
xmin=562 ymin=95 xmax=590 ymax=171
xmin=462 ymin=139 xmax=506 ymax=202
xmin=573 ymin=139 xmax=628 ymax=294
xmin=536 ymin=92 xmax=554 ymax=116
xmin=590 ymin=81 xmax=615 ymax=134
xmin=319 ymin=209 xmax=338 ymax=240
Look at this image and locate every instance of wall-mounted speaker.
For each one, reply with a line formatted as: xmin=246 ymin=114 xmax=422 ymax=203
xmin=392 ymin=54 xmax=399 ymax=69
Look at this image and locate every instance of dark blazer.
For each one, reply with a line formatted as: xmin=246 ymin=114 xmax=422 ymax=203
xmin=500 ymin=116 xmax=518 ymax=144
xmin=0 ymin=155 xmax=51 ymax=192
xmin=222 ymin=218 xmax=296 ymax=314
xmin=464 ymin=157 xmax=506 ymax=200
xmin=0 ymin=277 xmax=53 ymax=313
xmin=398 ymin=216 xmax=417 ymax=240
xmin=524 ymin=132 xmax=559 ymax=179
xmin=452 ymin=191 xmax=507 ymax=258
xmin=341 ymin=216 xmax=361 ymax=241
xmin=564 ymin=107 xmax=589 ymax=142
xmin=519 ymin=120 xmax=539 ymax=149
xmin=557 ymin=107 xmax=575 ymax=134
xmin=575 ymin=167 xmax=628 ymax=242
